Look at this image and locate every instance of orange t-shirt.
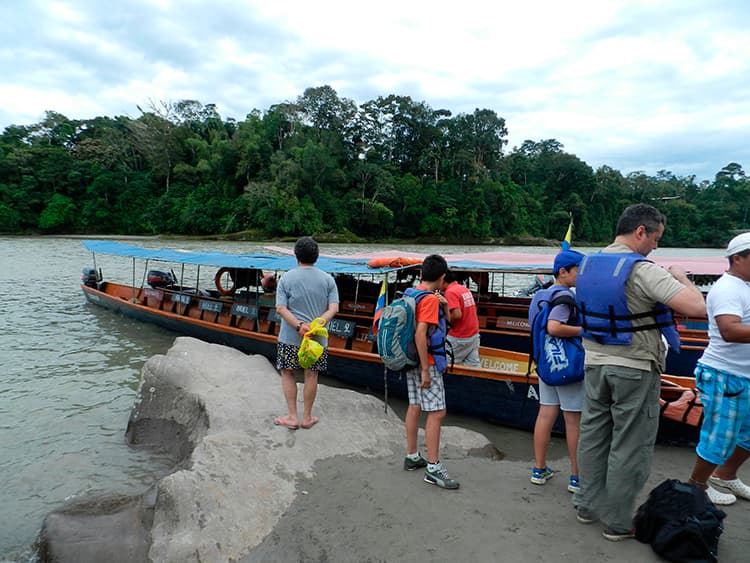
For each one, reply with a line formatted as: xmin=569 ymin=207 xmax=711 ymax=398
xmin=414 ymin=286 xmax=439 ymax=365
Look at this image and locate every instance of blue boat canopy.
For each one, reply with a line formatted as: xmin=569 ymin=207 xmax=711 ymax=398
xmin=82 ymin=240 xmax=552 ymax=275
xmin=82 ymin=240 xmax=415 ymax=274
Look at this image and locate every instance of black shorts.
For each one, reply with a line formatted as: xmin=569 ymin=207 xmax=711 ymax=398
xmin=276 ymin=342 xmax=328 ymax=372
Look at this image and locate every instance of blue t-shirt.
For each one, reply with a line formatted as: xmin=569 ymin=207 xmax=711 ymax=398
xmin=275 ymin=266 xmax=339 ymax=346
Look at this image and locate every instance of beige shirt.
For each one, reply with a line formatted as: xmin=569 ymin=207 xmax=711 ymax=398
xmin=582 ymin=242 xmax=686 ymax=372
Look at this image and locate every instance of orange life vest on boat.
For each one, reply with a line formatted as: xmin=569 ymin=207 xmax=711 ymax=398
xmin=659 ymin=387 xmax=703 ymax=427
xmin=367 ymin=257 xmax=423 ymax=269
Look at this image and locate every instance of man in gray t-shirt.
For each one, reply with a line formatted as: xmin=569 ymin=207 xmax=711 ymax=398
xmin=273 ymin=237 xmax=339 ymax=430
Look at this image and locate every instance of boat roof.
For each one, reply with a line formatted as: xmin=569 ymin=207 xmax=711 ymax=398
xmin=265 ymin=245 xmax=729 ymax=276
xmin=83 ymin=240 xmax=390 ymax=274
xmin=83 ymin=240 xmax=727 ymax=277
xmin=82 ymin=240 xmax=554 ymax=275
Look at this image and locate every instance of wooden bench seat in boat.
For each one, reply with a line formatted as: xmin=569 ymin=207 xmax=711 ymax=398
xmin=143 ymin=288 xmax=164 ymax=309
xmin=230 ymin=302 xmax=259 ymax=331
xmin=198 ymin=298 xmax=224 ymax=322
xmin=340 ymin=300 xmax=375 ymax=315
xmin=494 ymin=315 xmax=530 ymax=331
xmin=327 ymin=317 xmax=375 ymax=352
xmin=258 ymin=308 xmax=281 ymax=335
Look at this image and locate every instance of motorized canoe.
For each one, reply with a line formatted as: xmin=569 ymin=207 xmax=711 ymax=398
xmin=80 ymin=240 xmax=712 ymax=444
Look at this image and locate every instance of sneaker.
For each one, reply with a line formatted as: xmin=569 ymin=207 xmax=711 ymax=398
xmin=403 ymin=454 xmax=428 ymax=471
xmin=424 ymin=466 xmax=460 ymax=489
xmin=705 ymin=484 xmax=737 ymax=505
xmin=530 ymin=466 xmax=554 ymax=485
xmin=602 ymin=527 xmax=635 ymax=541
xmin=709 ymin=476 xmax=750 ymax=500
xmin=575 ymin=506 xmax=596 ymax=524
xmin=568 ymin=475 xmax=580 ymax=493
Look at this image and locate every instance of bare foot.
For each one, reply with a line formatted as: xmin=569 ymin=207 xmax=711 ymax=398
xmin=273 ymin=416 xmax=299 ymax=429
xmin=300 ymin=416 xmax=320 ymax=429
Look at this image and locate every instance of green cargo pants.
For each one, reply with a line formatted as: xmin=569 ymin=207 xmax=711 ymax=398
xmin=573 ymin=364 xmax=661 ymax=532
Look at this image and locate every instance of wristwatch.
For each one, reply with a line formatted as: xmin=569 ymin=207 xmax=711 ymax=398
xmin=296 ymin=321 xmax=304 ymax=330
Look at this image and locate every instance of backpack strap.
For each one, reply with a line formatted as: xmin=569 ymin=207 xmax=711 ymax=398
xmin=527 ymin=289 xmax=579 ymax=376
xmin=549 ymin=292 xmax=578 ymax=324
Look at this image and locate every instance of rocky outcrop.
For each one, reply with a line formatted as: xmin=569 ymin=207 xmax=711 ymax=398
xmin=39 ymin=337 xmax=494 ymax=562
xmin=39 ymin=492 xmax=154 ymax=563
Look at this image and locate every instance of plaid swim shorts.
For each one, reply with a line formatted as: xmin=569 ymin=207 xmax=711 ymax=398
xmin=694 ymin=362 xmax=750 ymax=465
xmin=276 ymin=341 xmax=328 ymax=372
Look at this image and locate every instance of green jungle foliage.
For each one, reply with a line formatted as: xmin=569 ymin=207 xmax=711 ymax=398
xmin=0 ymin=86 xmax=748 ymax=246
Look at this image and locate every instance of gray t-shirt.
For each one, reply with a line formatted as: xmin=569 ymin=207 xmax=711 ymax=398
xmin=275 ymin=266 xmax=339 ymax=346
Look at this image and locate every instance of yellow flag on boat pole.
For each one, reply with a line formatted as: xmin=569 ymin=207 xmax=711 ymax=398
xmin=561 ymin=216 xmax=573 ymax=251
xmin=372 ymin=278 xmax=388 ymax=334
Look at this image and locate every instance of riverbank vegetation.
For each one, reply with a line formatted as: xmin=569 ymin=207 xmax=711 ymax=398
xmin=1 ymin=85 xmax=747 ymax=246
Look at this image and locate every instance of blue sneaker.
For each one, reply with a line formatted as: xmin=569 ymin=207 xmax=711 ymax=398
xmin=568 ymin=475 xmax=580 ymax=493
xmin=530 ymin=466 xmax=554 ymax=485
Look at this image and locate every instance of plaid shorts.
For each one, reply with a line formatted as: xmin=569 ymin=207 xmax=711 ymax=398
xmin=276 ymin=341 xmax=328 ymax=372
xmin=406 ymin=365 xmax=446 ymax=412
xmin=694 ymin=363 xmax=750 ymax=465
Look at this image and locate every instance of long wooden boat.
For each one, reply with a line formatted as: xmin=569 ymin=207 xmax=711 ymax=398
xmin=80 ymin=240 xmax=719 ymax=445
xmin=267 ymin=244 xmax=719 ymax=377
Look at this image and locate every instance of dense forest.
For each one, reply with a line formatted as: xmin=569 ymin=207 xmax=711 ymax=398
xmin=0 ymin=85 xmax=747 ymax=246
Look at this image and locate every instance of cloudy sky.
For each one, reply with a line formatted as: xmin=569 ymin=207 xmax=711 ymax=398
xmin=2 ymin=0 xmax=748 ymax=181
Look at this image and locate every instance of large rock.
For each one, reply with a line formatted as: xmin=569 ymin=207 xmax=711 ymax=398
xmin=38 ymin=493 xmax=153 ymax=563
xmin=39 ymin=337 xmax=493 ymax=562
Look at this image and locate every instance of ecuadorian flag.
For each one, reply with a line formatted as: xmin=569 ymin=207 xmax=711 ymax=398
xmin=561 ymin=219 xmax=573 ymax=251
xmin=372 ymin=279 xmax=388 ymax=334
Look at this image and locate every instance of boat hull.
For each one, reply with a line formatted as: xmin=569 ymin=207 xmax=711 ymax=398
xmin=82 ymin=284 xmax=698 ymax=445
xmin=82 ymin=286 xmax=551 ymax=432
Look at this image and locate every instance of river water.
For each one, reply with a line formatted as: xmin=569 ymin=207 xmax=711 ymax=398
xmin=0 ymin=236 xmax=724 ymax=560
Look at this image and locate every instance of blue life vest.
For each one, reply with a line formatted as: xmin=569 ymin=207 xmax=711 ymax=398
xmin=528 ymin=286 xmax=585 ymax=386
xmin=405 ymin=287 xmax=450 ymax=373
xmin=576 ymin=252 xmax=681 ymax=352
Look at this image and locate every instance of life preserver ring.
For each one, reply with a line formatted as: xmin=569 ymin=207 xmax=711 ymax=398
xmin=261 ymin=273 xmax=277 ymax=292
xmin=367 ymin=257 xmax=423 ymax=269
xmin=215 ymin=267 xmax=237 ymax=296
xmin=215 ymin=267 xmax=262 ymax=296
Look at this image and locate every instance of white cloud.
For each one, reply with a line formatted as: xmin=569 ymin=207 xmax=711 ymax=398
xmin=0 ymin=0 xmax=748 ymax=181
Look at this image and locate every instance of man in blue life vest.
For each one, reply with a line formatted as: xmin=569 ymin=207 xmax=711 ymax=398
xmin=572 ymin=204 xmax=706 ymax=541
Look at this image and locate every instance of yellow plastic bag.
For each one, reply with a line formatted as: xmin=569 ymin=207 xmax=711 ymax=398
xmin=297 ymin=317 xmax=329 ymax=368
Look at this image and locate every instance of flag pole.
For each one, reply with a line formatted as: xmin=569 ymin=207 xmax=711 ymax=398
xmin=373 ymin=277 xmax=390 ymax=414
xmin=561 ymin=212 xmax=573 ymax=252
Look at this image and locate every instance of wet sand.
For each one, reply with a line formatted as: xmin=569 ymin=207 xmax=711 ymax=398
xmin=244 ymin=420 xmax=750 ymax=562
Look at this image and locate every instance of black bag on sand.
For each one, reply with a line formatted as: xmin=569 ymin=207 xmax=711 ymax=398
xmin=633 ymin=479 xmax=726 ymax=563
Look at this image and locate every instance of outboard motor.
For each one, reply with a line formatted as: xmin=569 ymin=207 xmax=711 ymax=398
xmin=147 ymin=270 xmax=177 ymax=289
xmin=81 ymin=268 xmax=100 ymax=288
xmin=514 ymin=274 xmax=555 ymax=297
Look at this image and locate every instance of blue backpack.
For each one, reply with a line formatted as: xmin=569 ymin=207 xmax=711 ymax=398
xmin=528 ymin=288 xmax=585 ymax=386
xmin=376 ymin=289 xmax=431 ymax=371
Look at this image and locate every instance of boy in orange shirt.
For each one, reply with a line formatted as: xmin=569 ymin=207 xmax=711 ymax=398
xmin=402 ymin=254 xmax=458 ymax=489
